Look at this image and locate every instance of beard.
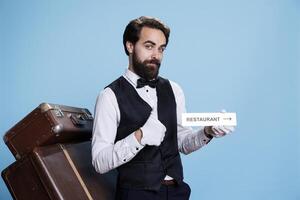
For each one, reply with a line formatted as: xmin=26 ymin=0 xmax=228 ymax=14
xmin=132 ymin=51 xmax=161 ymax=81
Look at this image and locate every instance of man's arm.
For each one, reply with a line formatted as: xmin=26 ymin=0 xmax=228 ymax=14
xmin=170 ymin=81 xmax=213 ymax=155
xmin=91 ymin=88 xmax=144 ymax=174
xmin=171 ymin=82 xmax=235 ymax=155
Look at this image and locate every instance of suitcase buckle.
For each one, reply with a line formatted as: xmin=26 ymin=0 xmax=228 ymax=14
xmin=70 ymin=114 xmax=87 ymax=126
xmin=53 ymin=106 xmax=64 ymax=118
xmin=82 ymin=110 xmax=93 ymax=121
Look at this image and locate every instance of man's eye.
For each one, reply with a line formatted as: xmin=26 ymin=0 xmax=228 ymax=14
xmin=145 ymin=45 xmax=153 ymax=50
xmin=159 ymin=47 xmax=166 ymax=52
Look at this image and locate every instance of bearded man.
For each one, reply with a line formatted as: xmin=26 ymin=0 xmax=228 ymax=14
xmin=92 ymin=16 xmax=235 ymax=200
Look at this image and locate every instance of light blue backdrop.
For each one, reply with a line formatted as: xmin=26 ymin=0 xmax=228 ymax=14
xmin=1 ymin=0 xmax=299 ymax=199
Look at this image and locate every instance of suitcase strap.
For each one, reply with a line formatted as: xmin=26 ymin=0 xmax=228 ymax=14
xmin=59 ymin=144 xmax=94 ymax=200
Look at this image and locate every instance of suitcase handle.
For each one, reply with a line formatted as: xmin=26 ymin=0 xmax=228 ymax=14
xmin=70 ymin=114 xmax=87 ymax=126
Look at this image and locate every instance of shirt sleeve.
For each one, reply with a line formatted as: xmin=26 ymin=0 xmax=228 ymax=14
xmin=170 ymin=81 xmax=213 ymax=155
xmin=91 ymin=88 xmax=144 ymax=174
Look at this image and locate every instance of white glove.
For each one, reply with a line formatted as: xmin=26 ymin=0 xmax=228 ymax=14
xmin=210 ymin=125 xmax=235 ymax=138
xmin=206 ymin=109 xmax=235 ymax=138
xmin=140 ymin=111 xmax=166 ymax=146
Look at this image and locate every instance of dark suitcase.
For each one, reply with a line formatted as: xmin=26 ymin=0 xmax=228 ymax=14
xmin=1 ymin=155 xmax=50 ymax=200
xmin=2 ymin=141 xmax=117 ymax=200
xmin=4 ymin=103 xmax=93 ymax=159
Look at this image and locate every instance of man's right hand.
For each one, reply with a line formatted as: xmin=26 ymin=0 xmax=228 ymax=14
xmin=139 ymin=112 xmax=166 ymax=146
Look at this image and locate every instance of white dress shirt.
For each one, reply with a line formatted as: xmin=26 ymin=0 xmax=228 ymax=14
xmin=92 ymin=69 xmax=212 ymax=178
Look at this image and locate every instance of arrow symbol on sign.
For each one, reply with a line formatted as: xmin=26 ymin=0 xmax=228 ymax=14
xmin=223 ymin=117 xmax=232 ymax=120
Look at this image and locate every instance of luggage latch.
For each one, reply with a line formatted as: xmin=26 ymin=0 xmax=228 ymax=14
xmin=53 ymin=106 xmax=64 ymax=118
xmin=70 ymin=114 xmax=87 ymax=126
xmin=81 ymin=109 xmax=93 ymax=121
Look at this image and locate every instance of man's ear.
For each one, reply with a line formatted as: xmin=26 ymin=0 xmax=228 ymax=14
xmin=126 ymin=41 xmax=134 ymax=54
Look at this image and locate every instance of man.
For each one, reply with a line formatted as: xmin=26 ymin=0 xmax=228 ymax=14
xmin=92 ymin=16 xmax=235 ymax=200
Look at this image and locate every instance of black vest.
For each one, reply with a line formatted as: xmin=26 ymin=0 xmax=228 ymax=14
xmin=107 ymin=76 xmax=183 ymax=191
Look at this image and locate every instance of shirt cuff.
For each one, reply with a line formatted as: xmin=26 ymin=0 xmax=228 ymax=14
xmin=199 ymin=128 xmax=213 ymax=145
xmin=124 ymin=132 xmax=145 ymax=153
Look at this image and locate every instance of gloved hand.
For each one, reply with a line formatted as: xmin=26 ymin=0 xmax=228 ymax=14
xmin=204 ymin=109 xmax=235 ymax=138
xmin=140 ymin=111 xmax=166 ymax=146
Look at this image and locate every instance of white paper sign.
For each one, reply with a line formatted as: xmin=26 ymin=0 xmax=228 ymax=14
xmin=182 ymin=112 xmax=237 ymax=126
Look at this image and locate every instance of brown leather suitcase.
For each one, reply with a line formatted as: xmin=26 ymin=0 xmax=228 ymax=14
xmin=2 ymin=155 xmax=50 ymax=200
xmin=3 ymin=103 xmax=93 ymax=159
xmin=2 ymin=141 xmax=117 ymax=200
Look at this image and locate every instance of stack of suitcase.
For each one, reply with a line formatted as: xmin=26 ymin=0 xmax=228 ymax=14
xmin=1 ymin=103 xmax=117 ymax=200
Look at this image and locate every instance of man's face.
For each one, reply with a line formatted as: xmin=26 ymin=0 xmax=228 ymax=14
xmin=130 ymin=27 xmax=167 ymax=80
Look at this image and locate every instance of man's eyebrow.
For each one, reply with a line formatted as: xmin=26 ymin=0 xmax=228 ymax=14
xmin=143 ymin=40 xmax=167 ymax=48
xmin=143 ymin=40 xmax=156 ymax=45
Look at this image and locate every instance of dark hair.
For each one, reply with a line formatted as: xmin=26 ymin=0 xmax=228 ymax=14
xmin=123 ymin=16 xmax=170 ymax=55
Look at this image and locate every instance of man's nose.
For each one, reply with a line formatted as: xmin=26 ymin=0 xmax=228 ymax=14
xmin=151 ymin=48 xmax=162 ymax=60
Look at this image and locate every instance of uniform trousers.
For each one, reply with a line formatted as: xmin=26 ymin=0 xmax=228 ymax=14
xmin=115 ymin=181 xmax=191 ymax=200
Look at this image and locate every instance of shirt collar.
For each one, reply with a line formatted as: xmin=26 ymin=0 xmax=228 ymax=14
xmin=124 ymin=68 xmax=140 ymax=87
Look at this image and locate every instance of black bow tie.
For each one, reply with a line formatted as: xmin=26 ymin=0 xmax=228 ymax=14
xmin=136 ymin=78 xmax=158 ymax=88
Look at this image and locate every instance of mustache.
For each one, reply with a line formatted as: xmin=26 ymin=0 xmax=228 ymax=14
xmin=144 ymin=59 xmax=161 ymax=66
